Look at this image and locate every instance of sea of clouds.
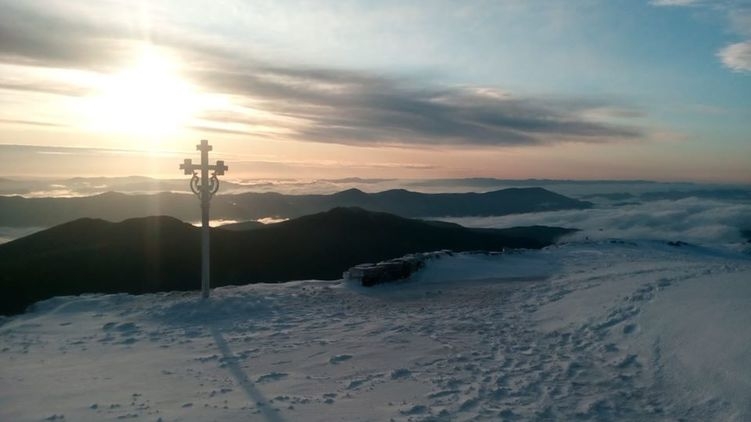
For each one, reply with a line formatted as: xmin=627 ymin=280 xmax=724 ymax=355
xmin=1 ymin=177 xmax=749 ymax=247
xmin=439 ymin=197 xmax=751 ymax=246
xmin=4 ymin=176 xmax=737 ymax=197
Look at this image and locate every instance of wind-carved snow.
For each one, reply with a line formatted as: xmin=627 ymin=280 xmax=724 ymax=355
xmin=0 ymin=241 xmax=749 ymax=421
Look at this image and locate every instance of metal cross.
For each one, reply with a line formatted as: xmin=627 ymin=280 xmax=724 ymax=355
xmin=180 ymin=139 xmax=228 ymax=298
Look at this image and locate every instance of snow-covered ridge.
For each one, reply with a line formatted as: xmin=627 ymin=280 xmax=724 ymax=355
xmin=1 ymin=240 xmax=749 ymax=421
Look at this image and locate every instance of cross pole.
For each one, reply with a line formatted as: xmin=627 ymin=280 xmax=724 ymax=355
xmin=180 ymin=140 xmax=228 ymax=298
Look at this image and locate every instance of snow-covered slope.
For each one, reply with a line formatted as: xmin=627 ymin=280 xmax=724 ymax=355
xmin=1 ymin=241 xmax=749 ymax=421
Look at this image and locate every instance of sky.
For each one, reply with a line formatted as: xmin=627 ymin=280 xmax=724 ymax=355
xmin=0 ymin=0 xmax=749 ymax=182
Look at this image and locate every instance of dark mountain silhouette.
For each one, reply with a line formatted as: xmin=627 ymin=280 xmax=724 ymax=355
xmin=406 ymin=178 xmax=663 ymax=189
xmin=217 ymin=220 xmax=266 ymax=231
xmin=579 ymin=189 xmax=751 ymax=202
xmin=0 ymin=208 xmax=576 ymax=315
xmin=638 ymin=189 xmax=751 ymax=201
xmin=0 ymin=187 xmax=592 ymax=227
xmin=580 ymin=192 xmax=636 ymax=201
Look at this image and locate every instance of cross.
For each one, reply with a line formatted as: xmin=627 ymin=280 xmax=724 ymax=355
xmin=180 ymin=139 xmax=228 ymax=299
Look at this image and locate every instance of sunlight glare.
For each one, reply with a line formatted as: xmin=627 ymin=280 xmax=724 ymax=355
xmin=84 ymin=48 xmax=199 ymax=143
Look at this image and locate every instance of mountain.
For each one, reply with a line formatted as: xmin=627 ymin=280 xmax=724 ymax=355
xmin=216 ymin=220 xmax=266 ymax=231
xmin=639 ymin=189 xmax=751 ymax=201
xmin=0 ymin=187 xmax=592 ymax=227
xmin=0 ymin=208 xmax=576 ymax=315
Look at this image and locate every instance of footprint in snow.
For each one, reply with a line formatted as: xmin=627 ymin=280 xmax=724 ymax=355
xmin=256 ymin=372 xmax=288 ymax=383
xmin=622 ymin=323 xmax=638 ymax=334
xmin=400 ymin=404 xmax=428 ymax=415
xmin=329 ymin=354 xmax=352 ymax=364
xmin=345 ymin=379 xmax=366 ymax=389
xmin=390 ymin=368 xmax=411 ymax=379
xmin=115 ymin=322 xmax=139 ymax=333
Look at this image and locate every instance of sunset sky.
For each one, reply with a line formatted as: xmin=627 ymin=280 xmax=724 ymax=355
xmin=0 ymin=0 xmax=749 ymax=182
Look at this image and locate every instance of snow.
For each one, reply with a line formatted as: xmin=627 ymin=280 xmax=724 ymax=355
xmin=1 ymin=241 xmax=750 ymax=421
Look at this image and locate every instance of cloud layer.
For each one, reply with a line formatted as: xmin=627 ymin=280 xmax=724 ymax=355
xmin=442 ymin=197 xmax=751 ymax=245
xmin=192 ymin=66 xmax=642 ymax=147
xmin=0 ymin=1 xmax=644 ymax=148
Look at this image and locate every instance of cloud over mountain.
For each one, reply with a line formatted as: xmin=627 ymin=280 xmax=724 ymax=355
xmin=444 ymin=196 xmax=751 ymax=245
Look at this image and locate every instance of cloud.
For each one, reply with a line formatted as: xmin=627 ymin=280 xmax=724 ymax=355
xmin=0 ymin=226 xmax=44 ymax=244
xmin=648 ymin=0 xmax=751 ymax=72
xmin=649 ymin=0 xmax=701 ymax=6
xmin=718 ymin=41 xmax=751 ymax=72
xmin=0 ymin=0 xmax=644 ymax=148
xmin=0 ymin=1 xmax=221 ymax=71
xmin=189 ymin=65 xmax=642 ymax=147
xmin=441 ymin=196 xmax=751 ymax=245
xmin=0 ymin=118 xmax=68 ymax=128
xmin=0 ymin=80 xmax=90 ymax=97
xmin=0 ymin=1 xmax=130 ymax=70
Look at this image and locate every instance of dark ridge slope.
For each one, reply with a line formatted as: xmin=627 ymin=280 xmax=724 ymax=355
xmin=0 ymin=187 xmax=592 ymax=227
xmin=0 ymin=208 xmax=575 ymax=315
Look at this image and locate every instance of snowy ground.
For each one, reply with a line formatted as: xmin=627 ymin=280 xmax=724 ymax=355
xmin=1 ymin=241 xmax=750 ymax=421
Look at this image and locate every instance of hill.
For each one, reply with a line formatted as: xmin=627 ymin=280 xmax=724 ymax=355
xmin=2 ymin=240 xmax=749 ymax=420
xmin=0 ymin=187 xmax=591 ymax=227
xmin=0 ymin=208 xmax=575 ymax=315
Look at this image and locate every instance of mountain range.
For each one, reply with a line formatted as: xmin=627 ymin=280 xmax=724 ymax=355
xmin=0 ymin=207 xmax=575 ymax=315
xmin=0 ymin=187 xmax=592 ymax=227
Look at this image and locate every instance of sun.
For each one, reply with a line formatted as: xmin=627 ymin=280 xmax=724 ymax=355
xmin=84 ymin=48 xmax=199 ymax=143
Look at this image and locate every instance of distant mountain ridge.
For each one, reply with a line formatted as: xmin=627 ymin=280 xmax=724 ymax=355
xmin=0 ymin=187 xmax=592 ymax=227
xmin=0 ymin=207 xmax=576 ymax=315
